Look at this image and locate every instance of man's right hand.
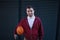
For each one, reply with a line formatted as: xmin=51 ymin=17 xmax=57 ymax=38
xmin=14 ymin=34 xmax=18 ymax=40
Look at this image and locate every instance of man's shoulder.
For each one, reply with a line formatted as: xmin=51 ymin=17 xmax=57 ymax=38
xmin=20 ymin=17 xmax=27 ymax=21
xmin=35 ymin=16 xmax=41 ymax=20
xmin=35 ymin=16 xmax=42 ymax=22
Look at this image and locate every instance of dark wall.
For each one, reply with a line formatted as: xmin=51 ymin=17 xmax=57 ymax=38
xmin=20 ymin=0 xmax=58 ymax=40
xmin=0 ymin=0 xmax=19 ymax=40
xmin=0 ymin=0 xmax=60 ymax=40
xmin=56 ymin=1 xmax=60 ymax=40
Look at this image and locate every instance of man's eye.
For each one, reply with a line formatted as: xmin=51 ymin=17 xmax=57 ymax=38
xmin=30 ymin=10 xmax=32 ymax=12
xmin=27 ymin=10 xmax=32 ymax=12
xmin=28 ymin=11 xmax=29 ymax=12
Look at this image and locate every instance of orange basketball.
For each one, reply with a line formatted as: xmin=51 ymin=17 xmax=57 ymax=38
xmin=16 ymin=26 xmax=24 ymax=35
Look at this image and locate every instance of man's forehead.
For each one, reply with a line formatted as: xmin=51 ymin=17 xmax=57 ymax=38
xmin=27 ymin=8 xmax=34 ymax=10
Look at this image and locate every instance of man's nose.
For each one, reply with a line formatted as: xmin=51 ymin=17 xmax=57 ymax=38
xmin=29 ymin=12 xmax=32 ymax=14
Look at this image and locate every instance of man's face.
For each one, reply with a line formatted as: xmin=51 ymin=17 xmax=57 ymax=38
xmin=26 ymin=8 xmax=34 ymax=17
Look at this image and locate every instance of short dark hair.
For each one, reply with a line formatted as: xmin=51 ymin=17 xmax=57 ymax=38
xmin=26 ymin=5 xmax=33 ymax=9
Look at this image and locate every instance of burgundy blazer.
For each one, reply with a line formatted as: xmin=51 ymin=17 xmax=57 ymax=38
xmin=14 ymin=17 xmax=44 ymax=40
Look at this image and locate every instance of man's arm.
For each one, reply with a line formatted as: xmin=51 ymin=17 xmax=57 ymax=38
xmin=14 ymin=19 xmax=24 ymax=40
xmin=38 ymin=18 xmax=44 ymax=40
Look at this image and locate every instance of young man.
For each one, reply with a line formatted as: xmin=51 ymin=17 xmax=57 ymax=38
xmin=14 ymin=5 xmax=44 ymax=40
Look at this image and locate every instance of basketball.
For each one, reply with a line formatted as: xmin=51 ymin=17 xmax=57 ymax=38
xmin=16 ymin=26 xmax=24 ymax=35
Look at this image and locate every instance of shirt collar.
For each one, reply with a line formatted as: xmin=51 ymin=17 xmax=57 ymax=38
xmin=27 ymin=15 xmax=35 ymax=19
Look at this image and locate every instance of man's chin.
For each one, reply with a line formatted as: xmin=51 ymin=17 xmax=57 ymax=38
xmin=29 ymin=15 xmax=32 ymax=17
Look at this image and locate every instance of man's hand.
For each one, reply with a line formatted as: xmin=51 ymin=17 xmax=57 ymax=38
xmin=24 ymin=37 xmax=26 ymax=40
xmin=14 ymin=34 xmax=18 ymax=40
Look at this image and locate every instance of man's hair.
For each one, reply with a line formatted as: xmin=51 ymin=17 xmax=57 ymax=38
xmin=26 ymin=5 xmax=33 ymax=9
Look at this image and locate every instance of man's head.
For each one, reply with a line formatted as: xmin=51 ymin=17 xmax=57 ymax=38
xmin=26 ymin=5 xmax=35 ymax=17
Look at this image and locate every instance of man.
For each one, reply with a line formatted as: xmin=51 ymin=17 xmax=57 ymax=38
xmin=14 ymin=5 xmax=44 ymax=40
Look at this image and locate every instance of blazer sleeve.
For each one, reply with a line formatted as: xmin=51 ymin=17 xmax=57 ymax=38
xmin=14 ymin=19 xmax=24 ymax=34
xmin=38 ymin=18 xmax=44 ymax=40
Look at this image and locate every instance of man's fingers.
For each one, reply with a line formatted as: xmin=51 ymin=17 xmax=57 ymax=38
xmin=24 ymin=37 xmax=26 ymax=40
xmin=14 ymin=34 xmax=18 ymax=40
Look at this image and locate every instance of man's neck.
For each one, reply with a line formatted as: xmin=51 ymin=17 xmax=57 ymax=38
xmin=28 ymin=15 xmax=35 ymax=18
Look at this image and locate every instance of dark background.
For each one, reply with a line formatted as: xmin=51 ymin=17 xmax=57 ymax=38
xmin=0 ymin=0 xmax=60 ymax=40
